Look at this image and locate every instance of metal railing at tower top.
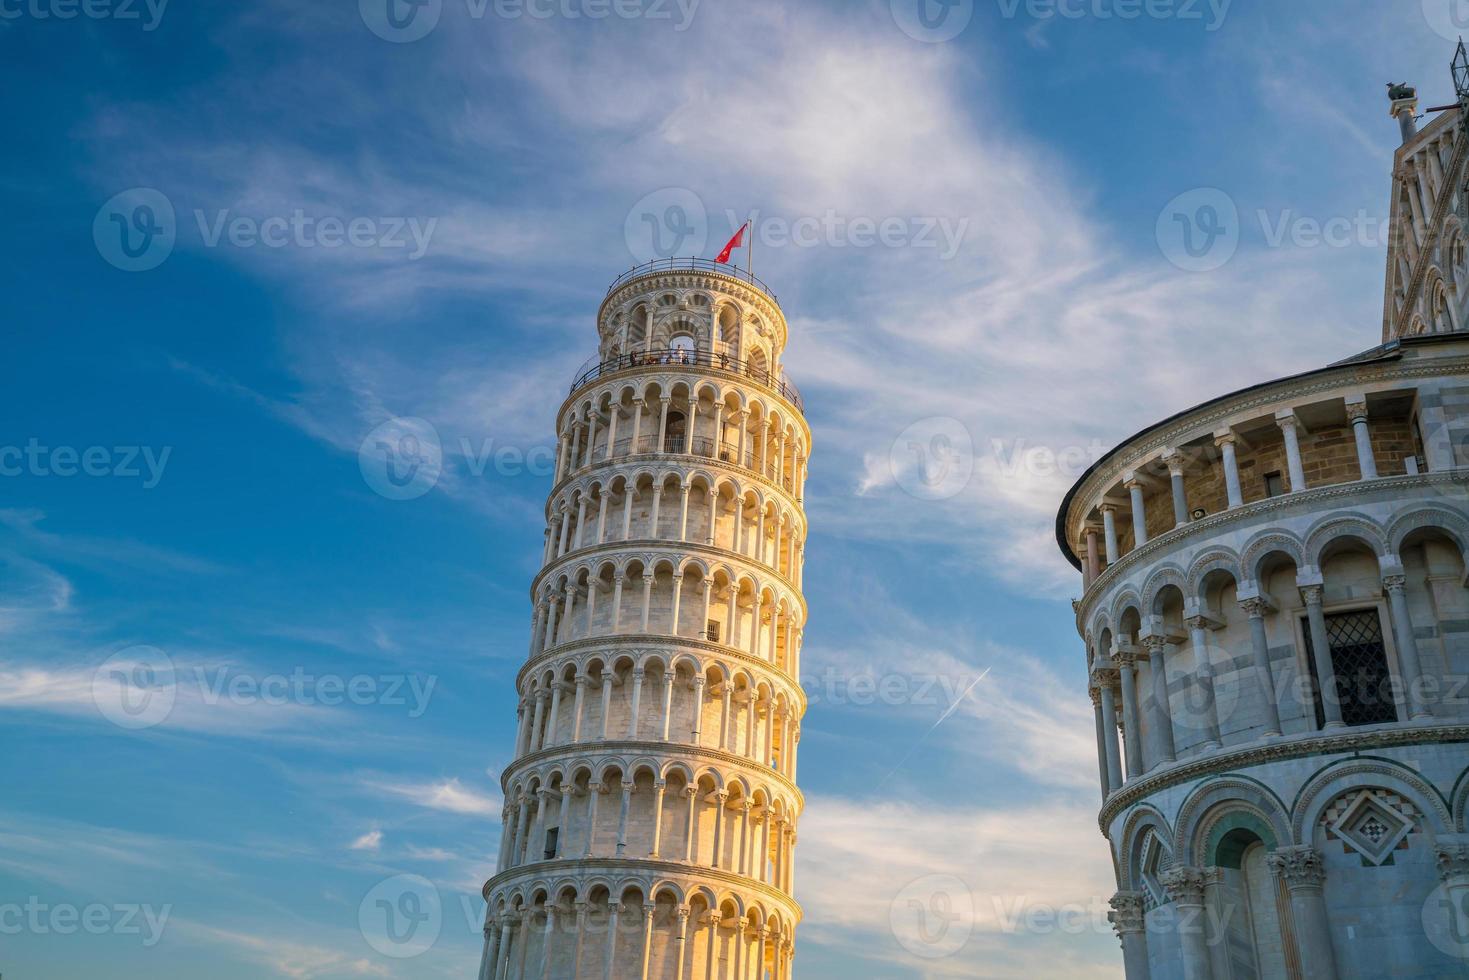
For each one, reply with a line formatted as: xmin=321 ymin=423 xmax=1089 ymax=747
xmin=570 ymin=346 xmax=804 ymax=410
xmin=606 ymin=257 xmax=779 ymax=304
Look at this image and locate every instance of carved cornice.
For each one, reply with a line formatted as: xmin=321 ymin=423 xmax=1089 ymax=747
xmin=550 ymin=447 xmax=809 ymax=517
xmin=515 ymin=634 xmax=806 ymax=709
xmin=1098 ymin=724 xmax=1469 ymax=831
xmin=532 ymin=538 xmax=807 ymax=615
xmin=559 ymin=359 xmax=809 ymax=437
xmin=483 ymin=855 xmax=803 ymax=921
xmin=501 ymin=738 xmax=806 ymax=808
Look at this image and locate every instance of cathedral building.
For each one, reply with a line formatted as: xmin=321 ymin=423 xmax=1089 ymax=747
xmin=478 ymin=259 xmax=809 ymax=979
xmin=1055 ymin=52 xmax=1469 ymax=979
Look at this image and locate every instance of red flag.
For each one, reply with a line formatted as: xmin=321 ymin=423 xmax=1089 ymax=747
xmin=716 ymin=223 xmax=748 ymax=264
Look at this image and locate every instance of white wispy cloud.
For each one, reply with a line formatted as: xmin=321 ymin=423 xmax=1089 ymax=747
xmin=369 ymin=777 xmax=502 ymax=818
xmin=182 ymin=923 xmax=392 ymax=980
xmin=797 ymin=795 xmax=1118 ymax=979
xmin=349 ymin=829 xmax=384 ymax=853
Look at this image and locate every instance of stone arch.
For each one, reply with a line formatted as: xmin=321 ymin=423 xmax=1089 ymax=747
xmin=1240 ymin=530 xmax=1307 ymax=586
xmin=1117 ymin=803 xmax=1173 ymax=889
xmin=1386 ymin=506 xmax=1469 ymax=564
xmin=1290 ymin=757 xmax=1451 ymax=841
xmin=1175 ymin=776 xmax=1293 ymax=860
xmin=1141 ymin=564 xmax=1188 ymax=615
xmin=1303 ymin=513 xmax=1389 ymax=567
xmin=1451 ymin=767 xmax=1469 ymax=833
xmin=1110 ymin=591 xmax=1144 ymax=632
xmin=1187 ymin=547 xmax=1242 ymax=602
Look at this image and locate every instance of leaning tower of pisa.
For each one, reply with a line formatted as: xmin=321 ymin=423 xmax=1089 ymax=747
xmin=478 ymin=258 xmax=809 ymax=980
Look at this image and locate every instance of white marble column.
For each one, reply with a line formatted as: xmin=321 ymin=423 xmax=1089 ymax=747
xmin=640 ymin=573 xmax=654 ymax=632
xmin=1383 ymin=573 xmax=1430 ymax=719
xmin=1101 ymin=504 xmax=1121 ymax=564
xmin=1163 ymin=451 xmax=1189 ymax=527
xmin=1142 ymin=635 xmax=1176 ymax=765
xmin=669 ymin=573 xmax=684 ymax=636
xmin=1116 ymin=648 xmax=1143 ymax=779
xmin=1090 ymin=687 xmax=1111 ymax=799
xmin=571 ymin=677 xmax=588 ymax=743
xmin=1096 ymin=668 xmax=1124 ymax=793
xmin=1240 ymin=598 xmax=1282 ymax=736
xmin=582 ymin=783 xmax=602 ymax=857
xmin=657 ymin=397 xmax=671 ymax=452
xmin=1347 ymin=400 xmax=1378 ymax=480
xmin=1126 ymin=478 xmax=1148 ymax=548
xmin=1186 ymin=615 xmax=1222 ymax=749
xmin=1214 ymin=430 xmax=1244 ymax=509
xmin=649 ymin=780 xmax=667 ymax=858
xmin=1160 ymin=867 xmax=1212 ymax=980
xmin=1276 ymin=411 xmax=1308 ymax=492
xmin=1300 ymin=584 xmax=1344 ymax=729
xmin=1108 ymin=892 xmax=1150 ymax=980
xmin=1268 ymin=847 xmax=1338 ymax=980
xmin=627 ymin=668 xmax=645 ymax=739
xmin=615 ymin=781 xmax=634 ymax=856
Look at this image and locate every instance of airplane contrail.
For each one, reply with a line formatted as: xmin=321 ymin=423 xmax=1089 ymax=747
xmin=873 ymin=666 xmax=992 ymax=793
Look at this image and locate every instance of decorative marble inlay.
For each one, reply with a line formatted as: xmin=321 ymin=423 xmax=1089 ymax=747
xmin=1326 ymin=790 xmax=1415 ymax=866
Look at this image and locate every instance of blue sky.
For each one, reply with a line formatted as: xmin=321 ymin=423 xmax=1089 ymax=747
xmin=2 ymin=1 xmax=1463 ymax=977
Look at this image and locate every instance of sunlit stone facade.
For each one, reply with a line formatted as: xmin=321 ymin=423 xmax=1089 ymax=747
xmin=478 ymin=260 xmax=810 ymax=979
xmin=1055 ymin=71 xmax=1469 ymax=980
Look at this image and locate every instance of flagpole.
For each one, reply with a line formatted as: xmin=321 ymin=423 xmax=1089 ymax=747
xmin=747 ymin=220 xmax=753 ymax=282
